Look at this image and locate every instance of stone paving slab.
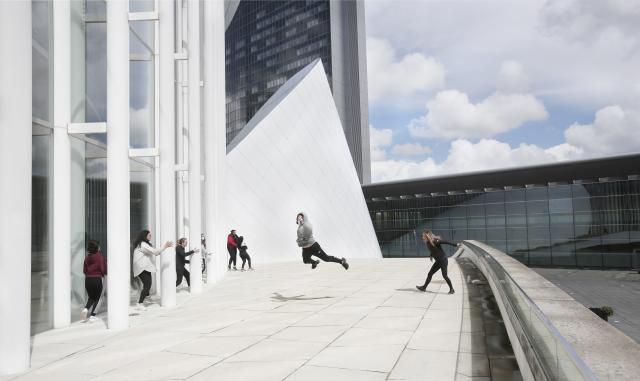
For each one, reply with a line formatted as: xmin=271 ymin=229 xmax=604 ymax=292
xmin=5 ymin=259 xmax=465 ymax=381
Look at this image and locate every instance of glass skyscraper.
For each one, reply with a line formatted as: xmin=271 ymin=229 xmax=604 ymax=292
xmin=225 ymin=0 xmax=371 ymax=183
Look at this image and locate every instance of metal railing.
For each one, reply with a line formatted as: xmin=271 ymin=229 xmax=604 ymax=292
xmin=462 ymin=241 xmax=599 ymax=381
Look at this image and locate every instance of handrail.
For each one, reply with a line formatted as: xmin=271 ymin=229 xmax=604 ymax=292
xmin=462 ymin=241 xmax=599 ymax=381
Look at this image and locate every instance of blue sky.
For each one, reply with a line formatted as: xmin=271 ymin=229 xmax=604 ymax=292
xmin=364 ymin=0 xmax=640 ymax=182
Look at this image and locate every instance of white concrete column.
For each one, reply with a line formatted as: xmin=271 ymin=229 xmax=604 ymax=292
xmin=0 ymin=1 xmax=32 ymax=374
xmin=203 ymin=0 xmax=226 ymax=284
xmin=159 ymin=0 xmax=177 ymax=307
xmin=188 ymin=0 xmax=203 ymax=294
xmin=52 ymin=0 xmax=72 ymax=329
xmin=106 ymin=0 xmax=131 ymax=330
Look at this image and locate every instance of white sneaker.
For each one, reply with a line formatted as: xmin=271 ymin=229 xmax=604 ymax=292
xmin=136 ymin=303 xmax=147 ymax=311
xmin=80 ymin=308 xmax=88 ymax=321
xmin=88 ymin=316 xmax=98 ymax=323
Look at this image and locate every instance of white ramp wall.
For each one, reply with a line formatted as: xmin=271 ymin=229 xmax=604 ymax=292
xmin=225 ymin=60 xmax=381 ymax=263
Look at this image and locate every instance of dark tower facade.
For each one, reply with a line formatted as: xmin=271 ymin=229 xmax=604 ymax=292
xmin=225 ymin=0 xmax=370 ymax=183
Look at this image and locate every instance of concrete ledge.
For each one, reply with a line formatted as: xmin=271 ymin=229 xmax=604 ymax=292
xmin=464 ymin=240 xmax=640 ymax=381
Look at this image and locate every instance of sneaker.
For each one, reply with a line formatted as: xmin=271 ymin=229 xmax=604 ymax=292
xmin=416 ymin=285 xmax=427 ymax=292
xmin=311 ymin=261 xmax=319 ymax=269
xmin=233 ymin=267 xmax=238 ymax=271
xmin=228 ymin=266 xmax=231 ymax=271
xmin=80 ymin=308 xmax=88 ymax=321
xmin=241 ymin=268 xmax=245 ymax=271
xmin=341 ymin=258 xmax=349 ymax=270
xmin=136 ymin=303 xmax=147 ymax=311
xmin=448 ymin=290 xmax=455 ymax=295
xmin=88 ymin=315 xmax=98 ymax=323
xmin=249 ymin=267 xmax=254 ymax=271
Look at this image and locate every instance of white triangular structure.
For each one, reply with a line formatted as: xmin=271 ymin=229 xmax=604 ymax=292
xmin=225 ymin=59 xmax=381 ymax=263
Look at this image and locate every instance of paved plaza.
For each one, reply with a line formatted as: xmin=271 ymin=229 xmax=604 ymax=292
xmin=4 ymin=258 xmax=503 ymax=381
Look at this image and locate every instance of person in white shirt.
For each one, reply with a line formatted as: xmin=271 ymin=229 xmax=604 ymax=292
xmin=132 ymin=229 xmax=173 ymax=309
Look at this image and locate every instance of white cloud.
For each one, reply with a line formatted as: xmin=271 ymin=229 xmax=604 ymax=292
xmin=372 ymin=105 xmax=640 ymax=183
xmin=498 ymin=60 xmax=530 ymax=93
xmin=392 ymin=143 xmax=431 ymax=157
xmin=130 ymin=107 xmax=153 ymax=148
xmin=564 ymin=105 xmax=640 ymax=156
xmin=369 ymin=125 xmax=393 ymax=162
xmin=371 ymin=139 xmax=574 ymax=183
xmin=409 ymin=89 xmax=548 ymax=140
xmin=366 ymin=37 xmax=445 ymax=107
xmin=366 ymin=1 xmax=640 ymax=110
xmin=539 ymin=0 xmax=640 ymax=52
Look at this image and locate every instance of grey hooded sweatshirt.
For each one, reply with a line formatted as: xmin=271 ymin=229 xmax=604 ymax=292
xmin=296 ymin=212 xmax=316 ymax=248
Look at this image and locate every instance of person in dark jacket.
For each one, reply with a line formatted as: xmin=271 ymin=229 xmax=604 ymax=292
xmin=176 ymin=237 xmax=199 ymax=287
xmin=237 ymin=236 xmax=253 ymax=271
xmin=416 ymin=229 xmax=459 ymax=294
xmin=81 ymin=240 xmax=107 ymax=322
xmin=227 ymin=229 xmax=239 ymax=270
xmin=296 ymin=212 xmax=349 ymax=270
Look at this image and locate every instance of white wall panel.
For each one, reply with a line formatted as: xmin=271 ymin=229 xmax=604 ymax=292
xmin=225 ymin=60 xmax=381 ymax=264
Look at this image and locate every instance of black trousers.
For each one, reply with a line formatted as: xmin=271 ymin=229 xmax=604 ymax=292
xmin=302 ymin=242 xmax=341 ymax=265
xmin=138 ymin=270 xmax=152 ymax=303
xmin=84 ymin=277 xmax=103 ymax=316
xmin=240 ymin=253 xmax=252 ymax=269
xmin=176 ymin=266 xmax=190 ymax=287
xmin=227 ymin=247 xmax=237 ymax=267
xmin=422 ymin=256 xmax=454 ymax=291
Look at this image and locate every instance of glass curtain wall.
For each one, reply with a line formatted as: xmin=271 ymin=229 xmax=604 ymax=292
xmin=77 ymin=0 xmax=157 ymax=315
xmin=24 ymin=0 xmax=159 ymax=325
xmin=367 ymin=179 xmax=640 ymax=269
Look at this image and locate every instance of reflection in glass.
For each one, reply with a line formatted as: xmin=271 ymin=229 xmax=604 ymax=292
xmin=32 ymin=134 xmax=51 ymax=335
xmin=367 ymin=179 xmax=640 ymax=269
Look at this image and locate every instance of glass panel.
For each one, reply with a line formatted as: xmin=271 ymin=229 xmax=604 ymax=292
xmin=505 ymin=188 xmax=525 ymax=202
xmin=548 ymin=184 xmax=572 ymax=199
xmin=506 ymin=201 xmax=526 ymax=215
xmin=86 ymin=22 xmax=107 ymax=143
xmin=551 ymin=251 xmax=575 ymax=266
xmin=33 ymin=44 xmax=50 ymax=122
xmin=32 ymin=134 xmax=51 ymax=335
xmin=529 ymin=249 xmax=551 ymax=266
xmin=130 ymin=0 xmax=155 ymax=12
xmin=86 ymin=0 xmax=106 ymax=17
xmin=549 ymin=198 xmax=573 ymax=214
xmin=130 ymin=60 xmax=155 ymax=148
xmin=130 ymin=160 xmax=154 ymax=243
xmin=86 ymin=156 xmax=107 ymax=255
xmin=526 ymin=186 xmax=548 ymax=201
xmin=32 ymin=0 xmax=50 ymax=50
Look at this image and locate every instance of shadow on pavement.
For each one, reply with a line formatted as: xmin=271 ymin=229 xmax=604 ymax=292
xmin=271 ymin=292 xmax=334 ymax=302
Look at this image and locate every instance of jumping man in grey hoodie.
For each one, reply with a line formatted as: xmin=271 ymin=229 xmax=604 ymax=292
xmin=296 ymin=212 xmax=349 ymax=270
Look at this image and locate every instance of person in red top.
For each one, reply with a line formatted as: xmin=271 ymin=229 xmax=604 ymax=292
xmin=227 ymin=229 xmax=239 ymax=271
xmin=81 ymin=240 xmax=107 ymax=322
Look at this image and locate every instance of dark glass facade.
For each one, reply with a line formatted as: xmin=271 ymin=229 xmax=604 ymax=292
xmin=225 ymin=0 xmax=332 ymax=143
xmin=366 ymin=178 xmax=640 ymax=269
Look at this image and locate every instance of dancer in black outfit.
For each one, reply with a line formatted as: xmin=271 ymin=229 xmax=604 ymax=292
xmin=416 ymin=229 xmax=459 ymax=294
xmin=237 ymin=236 xmax=253 ymax=270
xmin=176 ymin=237 xmax=199 ymax=287
xmin=296 ymin=212 xmax=349 ymax=270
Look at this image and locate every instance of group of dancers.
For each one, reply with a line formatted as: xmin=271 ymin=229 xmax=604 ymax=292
xmin=80 ymin=230 xmax=204 ymax=321
xmin=80 ymin=211 xmax=458 ymax=322
xmin=226 ymin=229 xmax=253 ymax=271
